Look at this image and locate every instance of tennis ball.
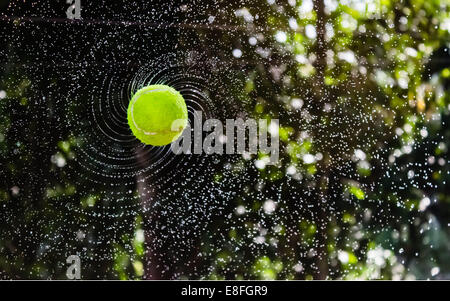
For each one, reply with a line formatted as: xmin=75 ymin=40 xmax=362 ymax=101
xmin=127 ymin=84 xmax=188 ymax=146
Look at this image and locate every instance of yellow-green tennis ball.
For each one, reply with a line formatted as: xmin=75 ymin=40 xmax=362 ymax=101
xmin=127 ymin=84 xmax=188 ymax=146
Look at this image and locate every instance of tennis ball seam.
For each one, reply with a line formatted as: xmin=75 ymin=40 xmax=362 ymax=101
xmin=130 ymin=87 xmax=175 ymax=135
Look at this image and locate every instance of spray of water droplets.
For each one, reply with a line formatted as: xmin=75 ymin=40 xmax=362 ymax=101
xmin=63 ymin=52 xmax=225 ymax=190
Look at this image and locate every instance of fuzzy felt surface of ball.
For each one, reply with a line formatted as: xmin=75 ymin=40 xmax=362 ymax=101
xmin=127 ymin=85 xmax=188 ymax=146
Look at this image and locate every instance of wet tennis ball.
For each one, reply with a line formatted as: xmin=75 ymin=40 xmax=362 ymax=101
xmin=127 ymin=84 xmax=188 ymax=146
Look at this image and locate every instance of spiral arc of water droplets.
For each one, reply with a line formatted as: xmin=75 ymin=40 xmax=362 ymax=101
xmin=65 ymin=53 xmax=217 ymax=191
